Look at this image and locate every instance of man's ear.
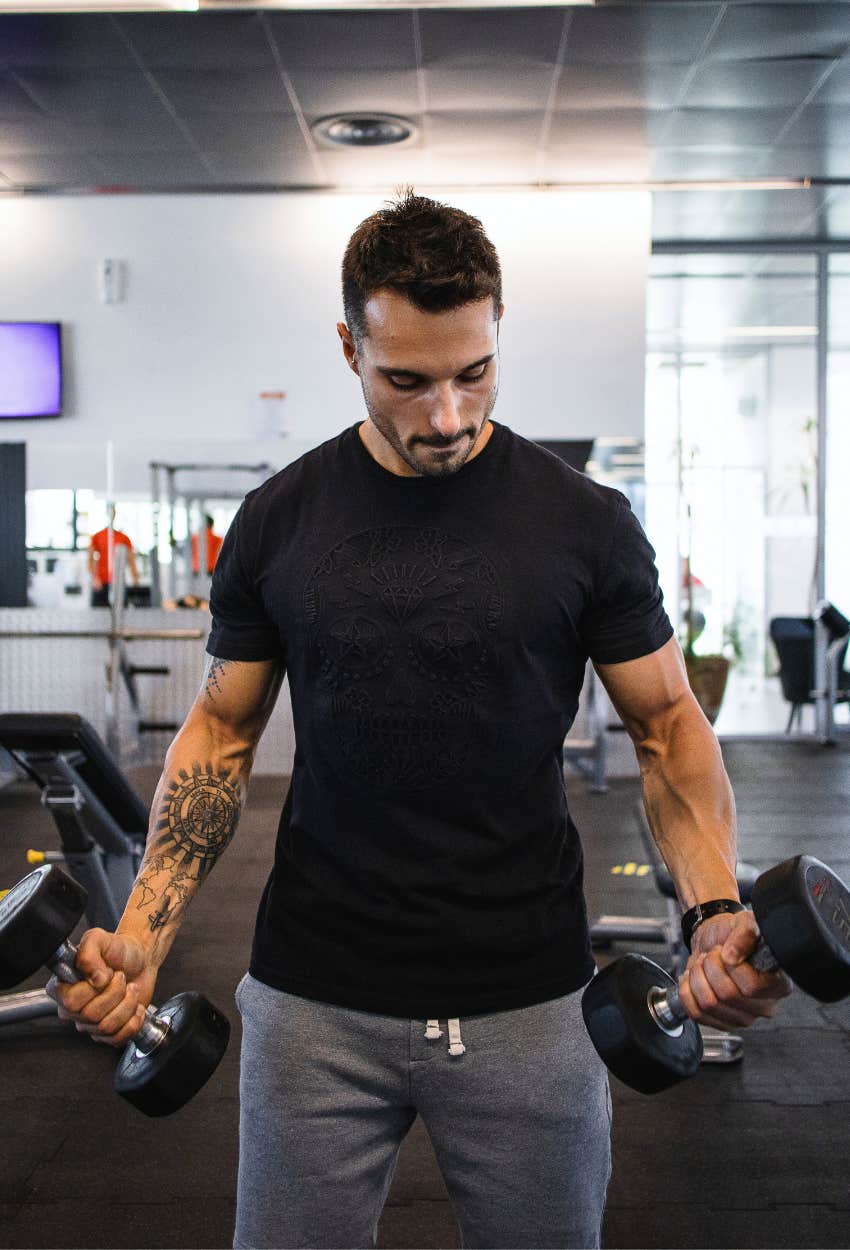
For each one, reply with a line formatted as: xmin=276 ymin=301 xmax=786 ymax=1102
xmin=336 ymin=322 xmax=361 ymax=375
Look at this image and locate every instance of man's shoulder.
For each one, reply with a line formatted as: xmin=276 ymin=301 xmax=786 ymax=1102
xmin=501 ymin=425 xmax=625 ymax=518
xmin=246 ymin=428 xmax=351 ymax=503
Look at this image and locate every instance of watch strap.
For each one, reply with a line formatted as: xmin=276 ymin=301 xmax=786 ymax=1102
xmin=681 ymin=898 xmax=746 ymax=952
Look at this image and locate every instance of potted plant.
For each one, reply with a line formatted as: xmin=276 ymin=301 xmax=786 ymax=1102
xmin=681 ymin=520 xmax=731 ymax=725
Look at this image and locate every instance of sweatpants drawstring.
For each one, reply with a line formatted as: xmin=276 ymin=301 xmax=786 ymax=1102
xmin=424 ymin=1018 xmax=466 ymax=1057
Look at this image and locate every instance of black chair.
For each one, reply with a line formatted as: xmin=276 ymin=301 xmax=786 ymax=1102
xmin=769 ymin=612 xmax=850 ymax=733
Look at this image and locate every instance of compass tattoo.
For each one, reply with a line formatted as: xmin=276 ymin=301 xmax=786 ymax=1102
xmin=136 ymin=761 xmax=243 ymax=932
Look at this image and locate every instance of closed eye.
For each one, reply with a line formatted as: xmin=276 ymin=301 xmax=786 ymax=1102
xmin=389 ymin=368 xmax=488 ymax=391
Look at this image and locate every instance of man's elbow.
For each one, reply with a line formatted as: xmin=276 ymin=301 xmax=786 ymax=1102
xmin=631 ymin=690 xmax=719 ymax=776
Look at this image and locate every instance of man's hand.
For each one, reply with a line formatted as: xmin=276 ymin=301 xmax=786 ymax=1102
xmin=46 ymin=929 xmax=158 ymax=1048
xmin=676 ymin=910 xmax=793 ymax=1032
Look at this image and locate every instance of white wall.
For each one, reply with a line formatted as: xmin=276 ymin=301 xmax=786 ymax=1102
xmin=0 ymin=190 xmax=650 ymax=491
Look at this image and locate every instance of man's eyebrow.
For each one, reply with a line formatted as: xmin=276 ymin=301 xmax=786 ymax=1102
xmin=375 ymin=353 xmax=495 ymax=379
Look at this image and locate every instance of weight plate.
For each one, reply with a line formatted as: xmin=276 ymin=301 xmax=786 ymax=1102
xmin=582 ymin=955 xmax=703 ymax=1095
xmin=752 ymin=855 xmax=850 ymax=1003
xmin=114 ymin=991 xmax=231 ymax=1117
xmin=0 ymin=865 xmax=87 ymax=990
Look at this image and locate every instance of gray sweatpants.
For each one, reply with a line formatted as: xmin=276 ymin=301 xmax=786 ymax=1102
xmin=234 ymin=972 xmax=612 ymax=1250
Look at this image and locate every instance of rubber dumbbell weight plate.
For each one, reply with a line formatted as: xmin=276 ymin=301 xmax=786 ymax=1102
xmin=751 ymin=855 xmax=850 ymax=1003
xmin=0 ymin=865 xmax=87 ymax=990
xmin=582 ymin=954 xmax=704 ymax=1095
xmin=114 ymin=991 xmax=231 ymax=1117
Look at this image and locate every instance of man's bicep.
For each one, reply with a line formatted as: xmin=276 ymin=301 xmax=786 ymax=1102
xmin=593 ymin=636 xmax=693 ymax=743
xmin=196 ymin=655 xmax=284 ymax=736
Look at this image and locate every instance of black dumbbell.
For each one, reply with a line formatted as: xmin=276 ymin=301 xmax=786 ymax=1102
xmin=0 ymin=863 xmax=230 ymax=1117
xmin=582 ymin=854 xmax=850 ymax=1095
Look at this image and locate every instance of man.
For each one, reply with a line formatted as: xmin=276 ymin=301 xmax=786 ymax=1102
xmin=52 ymin=191 xmax=790 ymax=1250
xmin=191 ymin=513 xmax=223 ymax=576
xmin=88 ymin=507 xmax=140 ymax=607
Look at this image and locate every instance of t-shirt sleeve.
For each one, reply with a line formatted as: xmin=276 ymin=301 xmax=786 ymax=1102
xmin=582 ymin=495 xmax=674 ymax=666
xmin=206 ymin=505 xmax=284 ymax=663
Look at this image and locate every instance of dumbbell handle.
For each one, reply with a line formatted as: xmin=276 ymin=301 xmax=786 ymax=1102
xmin=47 ymin=939 xmax=169 ymax=1054
xmin=649 ymin=936 xmax=779 ymax=1032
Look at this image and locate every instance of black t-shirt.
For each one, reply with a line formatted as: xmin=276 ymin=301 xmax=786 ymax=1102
xmin=207 ymin=420 xmax=673 ymax=1018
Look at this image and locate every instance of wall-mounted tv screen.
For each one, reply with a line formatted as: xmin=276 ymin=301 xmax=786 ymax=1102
xmin=0 ymin=322 xmax=63 ymax=418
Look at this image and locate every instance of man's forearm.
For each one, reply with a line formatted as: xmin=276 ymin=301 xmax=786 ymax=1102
xmin=637 ymin=702 xmax=740 ymax=911
xmin=116 ymin=717 xmax=252 ymax=970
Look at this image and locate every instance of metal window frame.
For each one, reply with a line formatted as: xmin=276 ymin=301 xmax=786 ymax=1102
xmin=650 ymin=237 xmax=848 ymax=742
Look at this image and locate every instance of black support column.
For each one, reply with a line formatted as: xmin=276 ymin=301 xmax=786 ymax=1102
xmin=0 ymin=442 xmax=27 ymax=607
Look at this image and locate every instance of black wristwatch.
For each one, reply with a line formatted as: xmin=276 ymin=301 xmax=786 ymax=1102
xmin=681 ymin=898 xmax=746 ymax=952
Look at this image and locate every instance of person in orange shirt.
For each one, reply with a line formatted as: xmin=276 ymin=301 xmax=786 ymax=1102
xmin=88 ymin=508 xmax=140 ymax=607
xmin=191 ymin=515 xmax=223 ymax=576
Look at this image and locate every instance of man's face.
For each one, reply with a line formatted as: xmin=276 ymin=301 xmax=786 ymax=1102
xmin=337 ymin=289 xmax=503 ymax=478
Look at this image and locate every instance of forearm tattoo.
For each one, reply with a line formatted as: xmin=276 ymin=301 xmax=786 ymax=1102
xmin=136 ymin=762 xmax=243 ymax=933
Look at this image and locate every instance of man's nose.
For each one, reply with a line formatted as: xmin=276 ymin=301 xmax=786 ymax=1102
xmin=429 ymin=384 xmax=463 ymax=439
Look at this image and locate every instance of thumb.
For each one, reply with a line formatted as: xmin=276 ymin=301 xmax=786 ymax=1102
xmin=719 ymin=910 xmax=760 ymax=967
xmin=720 ymin=940 xmax=747 ymax=966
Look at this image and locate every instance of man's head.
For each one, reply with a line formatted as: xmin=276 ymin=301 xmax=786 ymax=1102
xmin=338 ymin=188 xmax=504 ymax=478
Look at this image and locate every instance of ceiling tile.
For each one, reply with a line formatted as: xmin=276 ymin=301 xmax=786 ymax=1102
xmin=64 ymin=113 xmax=192 ymax=155
xmin=154 ymin=69 xmax=292 ymax=115
xmin=812 ymin=55 xmax=850 ymax=103
xmin=424 ymin=61 xmax=553 ymax=112
xmin=682 ymin=57 xmax=836 ymax=108
xmin=267 ymin=11 xmax=417 ymax=71
xmin=705 ymin=3 xmax=850 ymax=61
xmin=776 ymin=102 xmax=850 ymax=145
xmin=0 ymin=15 xmax=137 ymax=70
xmin=14 ymin=70 xmax=171 ymax=120
xmin=426 ymin=110 xmax=541 ymax=152
xmin=555 ymin=62 xmax=691 ymax=111
xmin=289 ymin=68 xmax=421 ymax=118
xmin=182 ymin=111 xmax=305 ymax=153
xmin=0 ymin=115 xmax=76 ymax=156
xmin=75 ymin=150 xmax=215 ymax=188
xmin=660 ymin=107 xmax=792 ymax=146
xmin=420 ymin=8 xmax=566 ymax=66
xmin=650 ymin=146 xmax=772 ymax=181
xmin=543 ymin=147 xmax=651 ymax=183
xmin=317 ymin=145 xmax=434 ymax=187
xmin=427 ymin=149 xmax=538 ymax=185
xmin=0 ymin=151 xmax=101 ymax=187
xmin=566 ymin=4 xmax=725 ymax=65
xmin=0 ymin=72 xmax=46 ymax=116
xmin=204 ymin=148 xmax=324 ymax=186
xmin=549 ymin=109 xmax=653 ymax=148
xmin=115 ymin=13 xmax=274 ymax=71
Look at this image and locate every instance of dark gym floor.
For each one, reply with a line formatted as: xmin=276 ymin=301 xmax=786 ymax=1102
xmin=1 ymin=739 xmax=849 ymax=1250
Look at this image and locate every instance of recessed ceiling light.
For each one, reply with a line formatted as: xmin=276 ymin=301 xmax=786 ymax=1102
xmin=314 ymin=114 xmax=417 ymax=149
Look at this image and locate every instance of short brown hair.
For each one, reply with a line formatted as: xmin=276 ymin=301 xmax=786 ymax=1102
xmin=341 ymin=186 xmax=502 ymax=348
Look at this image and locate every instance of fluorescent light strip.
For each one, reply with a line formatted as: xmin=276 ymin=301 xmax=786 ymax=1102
xmin=724 ymin=325 xmax=818 ymax=338
xmin=249 ymin=0 xmax=597 ymax=5
xmin=653 ymin=325 xmax=819 ymax=341
xmin=316 ymin=179 xmax=811 ymax=195
xmin=0 ymin=0 xmax=196 ymax=8
xmin=0 ymin=0 xmax=591 ymax=7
